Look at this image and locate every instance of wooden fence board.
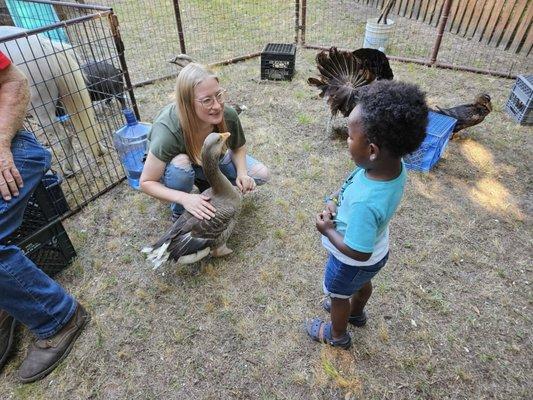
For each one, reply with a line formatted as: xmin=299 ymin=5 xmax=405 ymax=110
xmin=465 ymin=0 xmax=487 ymax=38
xmin=497 ymin=0 xmax=528 ymax=50
xmin=451 ymin=0 xmax=470 ymax=34
xmin=405 ymin=0 xmax=416 ymax=19
xmin=510 ymin=2 xmax=533 ymax=53
xmin=473 ymin=0 xmax=496 ymax=41
xmin=459 ymin=0 xmax=479 ymax=37
xmin=481 ymin=0 xmax=505 ymax=44
xmin=521 ymin=24 xmax=533 ymax=56
xmin=394 ymin=0 xmax=403 ymax=16
xmin=429 ymin=0 xmax=444 ymax=26
xmin=418 ymin=0 xmax=431 ymax=22
xmin=446 ymin=0 xmax=462 ymax=31
xmin=412 ymin=0 xmax=422 ymax=20
xmin=489 ymin=0 xmax=516 ymax=46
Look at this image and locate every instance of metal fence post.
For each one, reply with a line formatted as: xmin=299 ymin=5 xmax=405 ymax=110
xmin=172 ymin=0 xmax=186 ymax=54
xmin=301 ymin=0 xmax=306 ymax=45
xmin=109 ymin=12 xmax=140 ymax=119
xmin=429 ymin=0 xmax=452 ymax=65
xmin=294 ymin=0 xmax=300 ymax=44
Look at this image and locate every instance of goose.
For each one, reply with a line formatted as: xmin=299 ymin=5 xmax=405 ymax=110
xmin=142 ymin=132 xmax=242 ymax=269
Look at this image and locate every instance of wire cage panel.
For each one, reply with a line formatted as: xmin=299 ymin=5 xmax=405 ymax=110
xmin=0 ymin=0 xmax=139 ymax=217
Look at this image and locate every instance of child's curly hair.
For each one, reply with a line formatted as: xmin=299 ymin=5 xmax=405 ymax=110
xmin=357 ymin=80 xmax=428 ymax=157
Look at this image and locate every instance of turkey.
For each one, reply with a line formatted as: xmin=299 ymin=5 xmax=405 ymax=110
xmin=432 ymin=94 xmax=492 ymax=139
xmin=308 ymin=47 xmax=394 ymax=124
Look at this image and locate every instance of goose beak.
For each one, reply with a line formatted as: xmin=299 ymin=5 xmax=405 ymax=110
xmin=220 ymin=132 xmax=231 ymax=142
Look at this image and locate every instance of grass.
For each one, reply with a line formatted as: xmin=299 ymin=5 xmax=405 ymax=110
xmin=2 ymin=6 xmax=533 ymax=398
xmin=2 ymin=49 xmax=530 ymax=399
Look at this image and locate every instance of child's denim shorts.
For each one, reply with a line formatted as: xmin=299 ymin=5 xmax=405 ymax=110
xmin=323 ymin=252 xmax=389 ymax=299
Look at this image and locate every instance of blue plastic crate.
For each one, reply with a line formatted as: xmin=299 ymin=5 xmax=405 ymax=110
xmin=403 ymin=111 xmax=457 ymax=172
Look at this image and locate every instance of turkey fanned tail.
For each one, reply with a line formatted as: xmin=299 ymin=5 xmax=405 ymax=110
xmin=308 ymin=47 xmax=393 ymax=117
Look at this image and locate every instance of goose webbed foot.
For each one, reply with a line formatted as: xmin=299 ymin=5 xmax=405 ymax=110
xmin=211 ymin=244 xmax=233 ymax=257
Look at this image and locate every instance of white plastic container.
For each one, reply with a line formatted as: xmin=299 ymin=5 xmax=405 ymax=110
xmin=363 ymin=18 xmax=395 ymax=53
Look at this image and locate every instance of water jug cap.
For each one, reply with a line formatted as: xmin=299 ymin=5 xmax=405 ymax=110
xmin=57 ymin=114 xmax=70 ymax=123
xmin=123 ymin=108 xmax=138 ymax=126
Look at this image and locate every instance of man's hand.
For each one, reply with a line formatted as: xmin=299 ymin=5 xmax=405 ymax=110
xmin=0 ymin=146 xmax=23 ymax=201
xmin=315 ymin=211 xmax=335 ymax=235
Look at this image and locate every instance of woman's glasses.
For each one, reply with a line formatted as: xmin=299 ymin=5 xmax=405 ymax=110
xmin=196 ymin=89 xmax=227 ymax=110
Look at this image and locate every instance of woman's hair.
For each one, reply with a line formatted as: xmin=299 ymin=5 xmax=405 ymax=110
xmin=175 ymin=62 xmax=228 ymax=164
xmin=357 ymin=80 xmax=428 ymax=157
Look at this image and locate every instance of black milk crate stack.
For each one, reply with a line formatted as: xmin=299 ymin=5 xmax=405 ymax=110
xmin=505 ymin=75 xmax=533 ymax=125
xmin=261 ymin=43 xmax=296 ymax=81
xmin=2 ymin=172 xmax=76 ymax=277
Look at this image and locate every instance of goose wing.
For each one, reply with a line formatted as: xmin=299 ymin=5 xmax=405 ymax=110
xmin=166 ymin=203 xmax=237 ymax=261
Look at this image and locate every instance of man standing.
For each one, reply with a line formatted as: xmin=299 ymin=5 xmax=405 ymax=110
xmin=0 ymin=49 xmax=89 ymax=383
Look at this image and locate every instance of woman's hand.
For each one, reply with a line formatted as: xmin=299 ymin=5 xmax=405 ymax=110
xmin=182 ymin=193 xmax=216 ymax=220
xmin=236 ymin=174 xmax=256 ymax=194
xmin=315 ymin=211 xmax=335 ymax=235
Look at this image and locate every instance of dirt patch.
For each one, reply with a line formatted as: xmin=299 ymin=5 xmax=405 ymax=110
xmin=0 ymin=49 xmax=531 ymax=399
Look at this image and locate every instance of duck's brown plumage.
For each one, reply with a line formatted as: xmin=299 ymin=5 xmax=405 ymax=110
xmin=143 ymin=132 xmax=242 ymax=268
xmin=433 ymin=93 xmax=492 ymax=135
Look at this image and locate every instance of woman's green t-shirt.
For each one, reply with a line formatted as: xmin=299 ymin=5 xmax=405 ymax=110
xmin=147 ymin=103 xmax=246 ymax=163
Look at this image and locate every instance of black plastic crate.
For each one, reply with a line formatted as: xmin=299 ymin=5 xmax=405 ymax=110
xmin=5 ymin=172 xmax=70 ymax=243
xmin=261 ymin=43 xmax=296 ymax=81
xmin=16 ymin=222 xmax=76 ymax=277
xmin=505 ymin=75 xmax=533 ymax=125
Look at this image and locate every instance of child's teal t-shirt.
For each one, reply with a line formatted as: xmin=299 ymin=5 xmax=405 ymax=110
xmin=321 ymin=163 xmax=407 ymax=266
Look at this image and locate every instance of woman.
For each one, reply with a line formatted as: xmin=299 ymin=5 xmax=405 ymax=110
xmin=140 ymin=63 xmax=270 ymax=221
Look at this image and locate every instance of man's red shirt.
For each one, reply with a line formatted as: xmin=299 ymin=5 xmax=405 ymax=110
xmin=0 ymin=51 xmax=12 ymax=70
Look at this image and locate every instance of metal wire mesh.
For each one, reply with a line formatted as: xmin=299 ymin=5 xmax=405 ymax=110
xmin=0 ymin=0 xmax=137 ymax=217
xmin=77 ymin=0 xmax=297 ymax=85
xmin=302 ymin=0 xmax=532 ymax=76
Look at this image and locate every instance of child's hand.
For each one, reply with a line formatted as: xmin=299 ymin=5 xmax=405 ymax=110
xmin=316 ymin=211 xmax=335 ymax=234
xmin=324 ymin=201 xmax=337 ymax=217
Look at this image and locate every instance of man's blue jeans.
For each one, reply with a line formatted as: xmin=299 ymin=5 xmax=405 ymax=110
xmin=0 ymin=131 xmax=76 ymax=339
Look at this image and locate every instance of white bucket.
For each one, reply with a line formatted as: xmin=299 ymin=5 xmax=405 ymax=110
xmin=363 ymin=17 xmax=395 ymax=53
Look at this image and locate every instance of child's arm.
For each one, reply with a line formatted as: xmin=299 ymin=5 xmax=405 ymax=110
xmin=316 ymin=212 xmax=371 ymax=262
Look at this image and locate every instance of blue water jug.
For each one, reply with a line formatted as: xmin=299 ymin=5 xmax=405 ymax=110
xmin=113 ymin=109 xmax=151 ymax=190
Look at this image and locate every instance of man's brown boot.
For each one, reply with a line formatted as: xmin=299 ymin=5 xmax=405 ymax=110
xmin=17 ymin=303 xmax=90 ymax=383
xmin=0 ymin=310 xmax=17 ymax=371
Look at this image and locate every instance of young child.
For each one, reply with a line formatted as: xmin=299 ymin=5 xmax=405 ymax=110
xmin=306 ymin=80 xmax=428 ymax=349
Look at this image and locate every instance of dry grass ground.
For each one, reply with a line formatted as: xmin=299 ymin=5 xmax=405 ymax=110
xmin=1 ymin=49 xmax=531 ymax=399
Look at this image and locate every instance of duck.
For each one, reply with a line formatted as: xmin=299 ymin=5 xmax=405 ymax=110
xmin=433 ymin=93 xmax=492 ymax=139
xmin=142 ymin=132 xmax=242 ymax=269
